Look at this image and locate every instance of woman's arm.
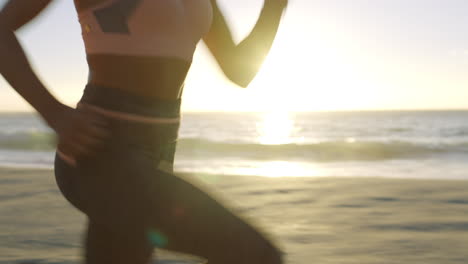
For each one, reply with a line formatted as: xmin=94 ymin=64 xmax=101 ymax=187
xmin=0 ymin=0 xmax=62 ymax=122
xmin=204 ymin=0 xmax=287 ymax=88
xmin=0 ymin=0 xmax=107 ymax=160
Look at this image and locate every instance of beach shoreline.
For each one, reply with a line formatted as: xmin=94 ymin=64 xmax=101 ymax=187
xmin=1 ymin=167 xmax=468 ymax=264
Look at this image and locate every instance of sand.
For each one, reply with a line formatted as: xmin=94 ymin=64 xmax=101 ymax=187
xmin=1 ymin=168 xmax=468 ymax=264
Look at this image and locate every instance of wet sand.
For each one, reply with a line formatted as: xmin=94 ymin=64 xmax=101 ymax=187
xmin=1 ymin=168 xmax=468 ymax=264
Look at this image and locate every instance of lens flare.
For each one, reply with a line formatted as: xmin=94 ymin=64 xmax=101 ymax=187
xmin=147 ymin=230 xmax=168 ymax=248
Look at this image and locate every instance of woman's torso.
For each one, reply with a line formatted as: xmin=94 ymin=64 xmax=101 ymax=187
xmin=73 ymin=0 xmax=213 ymax=99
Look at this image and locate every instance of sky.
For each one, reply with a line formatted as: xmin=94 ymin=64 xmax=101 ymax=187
xmin=1 ymin=0 xmax=468 ymax=112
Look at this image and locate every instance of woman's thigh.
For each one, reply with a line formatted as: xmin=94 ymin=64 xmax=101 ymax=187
xmin=56 ymin=147 xmax=158 ymax=264
xmin=85 ymin=220 xmax=154 ymax=264
xmin=142 ymin=170 xmax=283 ymax=264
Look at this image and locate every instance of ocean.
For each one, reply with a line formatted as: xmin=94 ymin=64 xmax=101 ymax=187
xmin=1 ymin=110 xmax=468 ymax=179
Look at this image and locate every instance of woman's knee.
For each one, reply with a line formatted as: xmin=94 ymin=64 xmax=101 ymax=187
xmin=263 ymin=244 xmax=283 ymax=264
xmin=232 ymin=234 xmax=283 ymax=264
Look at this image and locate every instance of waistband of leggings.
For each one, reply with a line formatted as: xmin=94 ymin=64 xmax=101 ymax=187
xmin=79 ymin=84 xmax=181 ymax=118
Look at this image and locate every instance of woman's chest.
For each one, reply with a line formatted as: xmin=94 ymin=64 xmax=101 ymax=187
xmin=75 ymin=0 xmax=213 ymax=38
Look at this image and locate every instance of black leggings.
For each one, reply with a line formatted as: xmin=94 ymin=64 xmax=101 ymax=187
xmin=54 ymin=85 xmax=282 ymax=264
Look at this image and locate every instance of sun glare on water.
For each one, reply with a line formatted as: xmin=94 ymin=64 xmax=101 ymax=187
xmin=250 ymin=111 xmax=319 ymax=177
xmin=256 ymin=111 xmax=294 ymax=145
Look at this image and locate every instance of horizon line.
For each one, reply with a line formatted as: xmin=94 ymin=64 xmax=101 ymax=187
xmin=2 ymin=107 xmax=468 ymax=114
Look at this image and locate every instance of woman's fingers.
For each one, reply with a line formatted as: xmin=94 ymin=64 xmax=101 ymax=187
xmin=56 ymin=108 xmax=110 ymax=160
xmin=84 ymin=122 xmax=109 ymax=140
xmin=74 ymin=131 xmax=106 ymax=154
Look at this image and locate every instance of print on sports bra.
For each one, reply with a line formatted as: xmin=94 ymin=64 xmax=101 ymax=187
xmin=93 ymin=0 xmax=142 ymax=34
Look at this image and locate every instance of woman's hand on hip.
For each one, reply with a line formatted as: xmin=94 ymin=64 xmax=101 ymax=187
xmin=50 ymin=104 xmax=109 ymax=159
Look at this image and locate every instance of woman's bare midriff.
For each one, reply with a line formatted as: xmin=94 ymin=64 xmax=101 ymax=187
xmin=87 ymin=54 xmax=192 ymax=100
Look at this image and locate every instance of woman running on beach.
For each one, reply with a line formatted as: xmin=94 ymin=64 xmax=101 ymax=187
xmin=0 ymin=0 xmax=287 ymax=263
